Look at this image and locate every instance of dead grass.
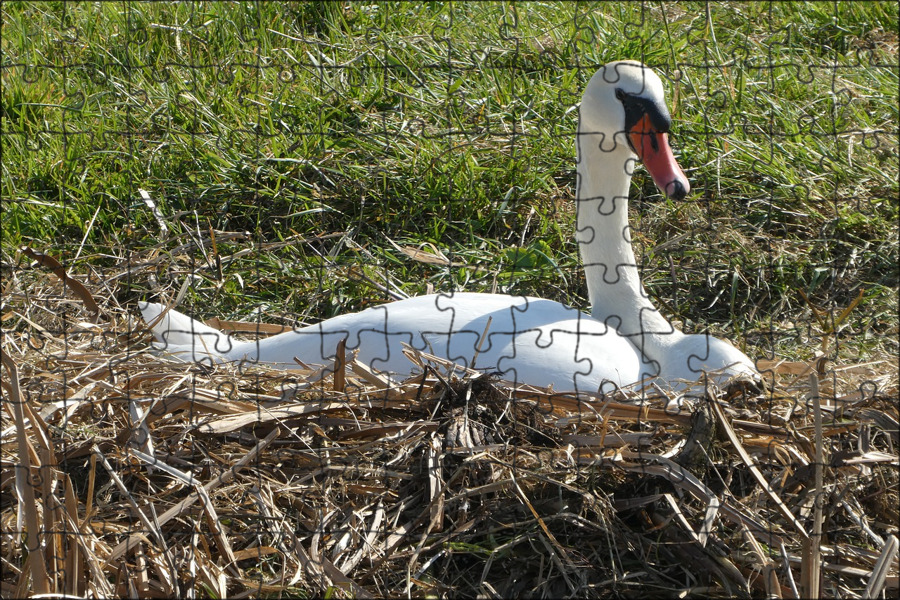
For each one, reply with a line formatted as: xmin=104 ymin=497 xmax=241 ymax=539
xmin=1 ymin=250 xmax=898 ymax=598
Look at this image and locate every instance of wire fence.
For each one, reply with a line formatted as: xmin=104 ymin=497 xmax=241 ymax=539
xmin=2 ymin=2 xmax=898 ymax=597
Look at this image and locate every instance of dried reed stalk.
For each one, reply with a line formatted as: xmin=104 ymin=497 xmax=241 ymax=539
xmin=2 ymin=259 xmax=897 ymax=598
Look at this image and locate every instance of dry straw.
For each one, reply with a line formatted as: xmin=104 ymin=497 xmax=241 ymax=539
xmin=1 ymin=247 xmax=897 ymax=598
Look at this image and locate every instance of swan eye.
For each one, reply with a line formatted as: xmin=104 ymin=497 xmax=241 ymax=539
xmin=616 ymin=88 xmax=672 ymax=135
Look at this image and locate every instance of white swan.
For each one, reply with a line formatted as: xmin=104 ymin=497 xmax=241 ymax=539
xmin=141 ymin=61 xmax=756 ymax=393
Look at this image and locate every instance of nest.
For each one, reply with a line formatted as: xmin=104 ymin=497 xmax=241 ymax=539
xmin=2 ymin=249 xmax=898 ymax=598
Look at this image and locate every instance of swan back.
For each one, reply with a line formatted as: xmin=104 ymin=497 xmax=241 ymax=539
xmin=141 ymin=295 xmax=643 ymax=393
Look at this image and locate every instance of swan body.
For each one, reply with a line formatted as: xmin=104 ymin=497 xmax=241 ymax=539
xmin=141 ymin=293 xmax=641 ymax=393
xmin=141 ymin=61 xmax=757 ymax=392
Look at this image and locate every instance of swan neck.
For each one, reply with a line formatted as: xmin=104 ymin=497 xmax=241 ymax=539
xmin=576 ymin=126 xmax=673 ymax=339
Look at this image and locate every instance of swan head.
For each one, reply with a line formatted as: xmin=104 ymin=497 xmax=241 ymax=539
xmin=580 ymin=60 xmax=689 ymax=201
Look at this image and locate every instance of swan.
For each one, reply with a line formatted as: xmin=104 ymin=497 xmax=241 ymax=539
xmin=140 ymin=61 xmax=756 ymax=393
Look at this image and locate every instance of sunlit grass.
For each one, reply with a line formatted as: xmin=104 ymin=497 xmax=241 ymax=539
xmin=2 ymin=0 xmax=897 ymax=366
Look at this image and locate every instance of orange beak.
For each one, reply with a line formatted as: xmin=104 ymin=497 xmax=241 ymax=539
xmin=628 ymin=114 xmax=690 ymax=201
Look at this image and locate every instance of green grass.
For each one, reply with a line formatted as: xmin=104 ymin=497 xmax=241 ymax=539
xmin=2 ymin=0 xmax=898 ymax=366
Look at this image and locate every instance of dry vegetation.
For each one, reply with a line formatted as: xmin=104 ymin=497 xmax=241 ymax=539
xmin=1 ymin=247 xmax=897 ymax=598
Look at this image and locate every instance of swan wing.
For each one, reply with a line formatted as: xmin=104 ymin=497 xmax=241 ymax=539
xmin=140 ymin=294 xmax=642 ymax=392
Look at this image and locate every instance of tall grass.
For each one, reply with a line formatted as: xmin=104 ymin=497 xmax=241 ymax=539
xmin=2 ymin=1 xmax=897 ymax=365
